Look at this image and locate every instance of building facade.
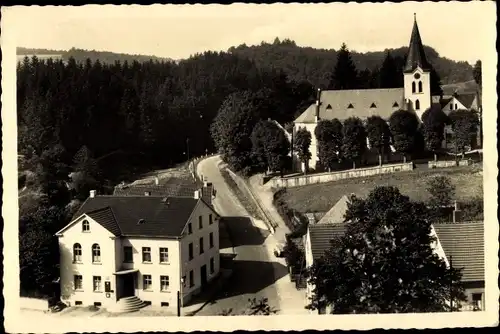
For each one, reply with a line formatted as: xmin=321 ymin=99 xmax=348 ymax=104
xmin=55 ymin=184 xmax=220 ymax=312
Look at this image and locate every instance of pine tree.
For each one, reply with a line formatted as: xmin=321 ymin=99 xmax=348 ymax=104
xmin=329 ymin=43 xmax=359 ymax=90
xmin=379 ymin=51 xmax=399 ymax=88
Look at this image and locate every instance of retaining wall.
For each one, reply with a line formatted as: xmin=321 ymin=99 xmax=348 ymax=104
xmin=271 ymin=162 xmax=414 ymax=188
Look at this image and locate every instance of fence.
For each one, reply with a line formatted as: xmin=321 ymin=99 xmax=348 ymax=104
xmin=271 ymin=162 xmax=414 ymax=188
xmin=428 ymin=159 xmax=475 ymax=169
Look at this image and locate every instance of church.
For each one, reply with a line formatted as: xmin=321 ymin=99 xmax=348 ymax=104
xmin=293 ymin=15 xmax=478 ymax=171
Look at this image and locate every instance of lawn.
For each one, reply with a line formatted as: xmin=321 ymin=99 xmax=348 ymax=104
xmin=279 ymin=166 xmax=483 ymax=214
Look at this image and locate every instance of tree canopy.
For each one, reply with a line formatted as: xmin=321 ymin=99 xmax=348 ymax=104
xmin=306 ymin=186 xmax=466 ymax=314
xmin=389 ymin=110 xmax=421 ymax=162
xmin=422 ymin=105 xmax=450 ymax=160
xmin=366 ymin=115 xmax=391 ymax=165
xmin=314 ymin=119 xmax=343 ymax=171
xmin=329 ymin=43 xmax=359 ymax=90
xmin=251 ymin=120 xmax=290 ymax=173
xmin=341 ymin=117 xmax=367 ymax=169
xmin=294 ymin=128 xmax=312 ymax=171
xmin=448 ymin=110 xmax=480 ymax=155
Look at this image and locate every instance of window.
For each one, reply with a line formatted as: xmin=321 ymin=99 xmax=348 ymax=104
xmin=412 ymin=81 xmax=416 ymax=93
xmin=75 ymin=301 xmax=83 ymax=306
xmin=210 ymin=257 xmax=215 ymax=274
xmin=93 ymin=276 xmax=102 ymax=292
xmin=455 ymin=103 xmax=458 ymax=110
xmin=326 ymin=104 xmax=332 ymax=110
xmin=199 ymin=216 xmax=203 ymax=229
xmin=209 ymin=214 xmax=213 ymax=225
xmin=472 ymin=293 xmax=483 ymax=310
xmin=143 ymin=275 xmax=152 ymax=291
xmin=74 ymin=275 xmax=83 ymax=290
xmin=347 ymin=103 xmax=354 ymax=109
xmin=159 ymin=247 xmax=169 ymax=263
xmin=188 ymin=223 xmax=193 ymax=235
xmin=199 ymin=237 xmax=204 ymax=254
xmin=123 ymin=246 xmax=133 ymax=263
xmin=209 ymin=232 xmax=214 ymax=248
xmin=160 ymin=275 xmax=170 ymax=291
xmin=73 ymin=243 xmax=82 ymax=263
xmin=92 ymin=244 xmax=101 ymax=263
xmin=393 ymin=102 xmax=399 ymax=108
xmin=188 ymin=243 xmax=194 ymax=260
xmin=142 ymin=247 xmax=151 ymax=263
xmin=94 ymin=302 xmax=102 ymax=307
xmin=189 ymin=270 xmax=194 ymax=288
xmin=415 ymin=99 xmax=420 ymax=110
xmin=161 ymin=302 xmax=169 ymax=307
xmin=418 ymin=81 xmax=423 ymax=93
xmin=370 ymin=103 xmax=376 ymax=108
xmin=82 ymin=220 xmax=90 ymax=232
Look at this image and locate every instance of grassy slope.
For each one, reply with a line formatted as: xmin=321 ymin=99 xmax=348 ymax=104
xmin=280 ymin=166 xmax=483 ymax=213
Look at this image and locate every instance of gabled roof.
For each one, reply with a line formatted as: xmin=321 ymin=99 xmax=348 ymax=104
xmin=404 ymin=15 xmax=431 ymax=73
xmin=68 ymin=196 xmax=208 ymax=238
xmin=455 ymin=93 xmax=477 ymax=109
xmin=294 ymin=88 xmax=404 ymax=124
xmin=317 ymin=195 xmax=350 ymax=225
xmin=308 ymin=224 xmax=346 ymax=260
xmin=433 ymin=221 xmax=484 ymax=282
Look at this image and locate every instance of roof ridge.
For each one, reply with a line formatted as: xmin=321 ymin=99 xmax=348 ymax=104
xmin=108 ymin=206 xmax=123 ymax=235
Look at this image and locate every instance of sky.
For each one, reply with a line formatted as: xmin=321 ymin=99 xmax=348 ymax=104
xmin=3 ymin=2 xmax=495 ymax=64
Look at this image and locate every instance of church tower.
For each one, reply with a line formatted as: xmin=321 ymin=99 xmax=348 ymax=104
xmin=403 ymin=14 xmax=432 ymax=119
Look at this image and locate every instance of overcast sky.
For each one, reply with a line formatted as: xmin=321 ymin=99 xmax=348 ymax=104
xmin=4 ymin=2 xmax=494 ymax=64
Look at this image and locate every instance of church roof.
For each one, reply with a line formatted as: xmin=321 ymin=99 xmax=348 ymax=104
xmin=317 ymin=195 xmax=351 ymax=225
xmin=294 ymin=88 xmax=404 ymax=124
xmin=404 ymin=15 xmax=432 ymax=73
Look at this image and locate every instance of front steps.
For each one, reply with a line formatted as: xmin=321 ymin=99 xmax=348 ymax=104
xmin=108 ymin=296 xmax=146 ymax=313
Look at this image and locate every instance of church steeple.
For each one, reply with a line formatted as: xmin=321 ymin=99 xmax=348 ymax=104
xmin=404 ymin=14 xmax=431 ymax=73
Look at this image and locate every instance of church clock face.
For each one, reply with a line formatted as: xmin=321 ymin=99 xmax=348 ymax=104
xmin=414 ymin=73 xmax=421 ymax=79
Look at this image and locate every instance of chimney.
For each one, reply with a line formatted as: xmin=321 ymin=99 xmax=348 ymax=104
xmin=154 ymin=177 xmax=159 ymax=186
xmin=315 ymin=88 xmax=322 ymax=122
xmin=89 ymin=190 xmax=96 ymax=198
xmin=202 ymin=181 xmax=214 ymax=206
xmin=144 ymin=191 xmax=151 ymax=196
xmin=452 ymin=200 xmax=461 ymax=223
xmin=194 ymin=190 xmax=201 ymax=199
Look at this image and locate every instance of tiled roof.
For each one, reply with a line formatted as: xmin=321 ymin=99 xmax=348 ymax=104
xmin=113 ymin=181 xmax=202 ymax=197
xmin=455 ymin=93 xmax=477 ymax=109
xmin=308 ymin=224 xmax=347 ymax=260
xmin=433 ymin=221 xmax=484 ymax=282
xmin=73 ymin=196 xmax=202 ymax=238
xmin=440 ymin=98 xmax=452 ymax=109
xmin=294 ymin=88 xmax=404 ymax=123
xmin=317 ymin=195 xmax=350 ymax=225
xmin=404 ymin=17 xmax=431 ymax=73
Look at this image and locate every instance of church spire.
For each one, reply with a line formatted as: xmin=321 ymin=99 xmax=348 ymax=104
xmin=404 ymin=14 xmax=431 ymax=73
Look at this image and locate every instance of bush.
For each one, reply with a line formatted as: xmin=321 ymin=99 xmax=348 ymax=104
xmin=426 ymin=175 xmax=456 ymax=207
xmin=460 ymin=197 xmax=483 ymax=221
xmin=273 ymin=188 xmax=309 ymax=237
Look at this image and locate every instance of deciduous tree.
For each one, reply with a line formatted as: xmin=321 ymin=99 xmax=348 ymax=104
xmin=366 ymin=115 xmax=391 ymax=166
xmin=426 ymin=175 xmax=456 ymax=208
xmin=422 ymin=105 xmax=450 ymax=161
xmin=314 ymin=119 xmax=343 ymax=171
xmin=389 ymin=110 xmax=420 ymax=163
xmin=341 ymin=117 xmax=367 ymax=169
xmin=251 ymin=120 xmax=290 ymax=174
xmin=294 ymin=127 xmax=312 ymax=173
xmin=306 ymin=186 xmax=466 ymax=314
xmin=448 ymin=110 xmax=480 ymax=157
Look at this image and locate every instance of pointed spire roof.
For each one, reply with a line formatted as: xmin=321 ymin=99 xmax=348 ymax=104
xmin=404 ymin=14 xmax=431 ymax=73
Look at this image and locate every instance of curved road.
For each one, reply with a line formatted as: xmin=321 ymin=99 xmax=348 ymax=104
xmin=196 ymin=155 xmax=288 ymax=315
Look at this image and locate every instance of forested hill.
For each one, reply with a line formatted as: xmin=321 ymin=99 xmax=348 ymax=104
xmin=227 ymin=38 xmax=474 ymax=86
xmin=17 ymin=47 xmax=173 ymax=64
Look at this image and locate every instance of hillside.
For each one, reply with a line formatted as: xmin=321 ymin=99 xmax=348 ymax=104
xmin=227 ymin=38 xmax=474 ymax=86
xmin=17 ymin=47 xmax=173 ymax=64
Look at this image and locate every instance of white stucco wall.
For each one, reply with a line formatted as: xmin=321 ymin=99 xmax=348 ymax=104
xmin=403 ymin=67 xmax=431 ymax=119
xmin=58 ymin=215 xmax=118 ymax=308
xmin=179 ymin=201 xmax=220 ymax=303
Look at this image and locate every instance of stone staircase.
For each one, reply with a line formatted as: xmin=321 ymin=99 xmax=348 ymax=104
xmin=108 ymin=296 xmax=146 ymax=313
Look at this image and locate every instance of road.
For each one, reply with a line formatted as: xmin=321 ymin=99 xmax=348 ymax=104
xmin=196 ymin=155 xmax=290 ymax=315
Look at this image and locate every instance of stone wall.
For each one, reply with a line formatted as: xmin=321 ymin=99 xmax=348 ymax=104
xmin=271 ymin=163 xmax=414 ymax=188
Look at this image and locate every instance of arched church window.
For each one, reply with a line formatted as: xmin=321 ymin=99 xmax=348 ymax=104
xmin=412 ymin=82 xmax=416 ymax=93
xmin=418 ymin=81 xmax=423 ymax=93
xmin=415 ymin=99 xmax=420 ymax=110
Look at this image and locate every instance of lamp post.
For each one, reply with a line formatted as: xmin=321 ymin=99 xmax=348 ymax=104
xmin=177 ymin=276 xmax=186 ymax=317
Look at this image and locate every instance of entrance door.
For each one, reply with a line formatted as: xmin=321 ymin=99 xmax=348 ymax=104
xmin=200 ymin=265 xmax=207 ymax=289
xmin=121 ymin=274 xmax=135 ymax=298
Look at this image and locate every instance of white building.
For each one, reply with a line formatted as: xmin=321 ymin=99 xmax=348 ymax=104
xmin=292 ymin=15 xmax=480 ymax=171
xmin=55 ymin=182 xmax=220 ymax=313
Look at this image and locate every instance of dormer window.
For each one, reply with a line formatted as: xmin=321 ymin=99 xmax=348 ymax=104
xmin=326 ymin=104 xmax=332 ymax=110
xmin=370 ymin=103 xmax=376 ymax=108
xmin=393 ymin=102 xmax=399 ymax=108
xmin=82 ymin=220 xmax=90 ymax=232
xmin=347 ymin=103 xmax=354 ymax=109
xmin=138 ymin=219 xmax=146 ymax=225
